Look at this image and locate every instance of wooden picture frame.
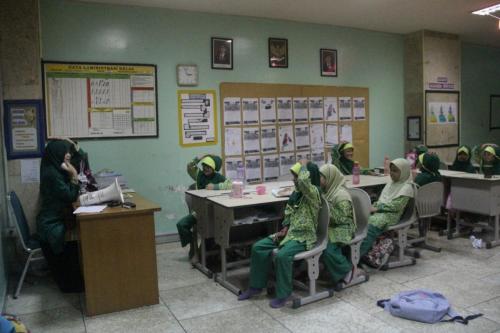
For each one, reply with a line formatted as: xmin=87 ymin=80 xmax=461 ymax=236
xmin=320 ymin=48 xmax=337 ymax=77
xmin=425 ymin=90 xmax=459 ymax=148
xmin=211 ymin=37 xmax=233 ymax=70
xmin=268 ymin=38 xmax=288 ymax=68
xmin=407 ymin=116 xmax=421 ymax=141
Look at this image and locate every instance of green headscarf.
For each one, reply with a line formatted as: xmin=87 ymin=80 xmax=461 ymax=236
xmin=450 ymin=145 xmax=476 ymax=173
xmin=196 ymin=154 xmax=226 ymax=189
xmin=379 ymin=158 xmax=416 ymax=204
xmin=414 ymin=144 xmax=428 ymax=156
xmin=331 ymin=142 xmax=355 ymax=175
xmin=287 ymin=162 xmax=321 ymax=207
xmin=419 ymin=153 xmax=441 ymax=176
xmin=319 ymin=164 xmax=351 ymax=206
xmin=41 ymin=140 xmax=72 ymax=172
xmin=480 ymin=145 xmax=500 ymax=175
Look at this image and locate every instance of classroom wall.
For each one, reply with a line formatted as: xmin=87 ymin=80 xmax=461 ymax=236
xmin=40 ymin=0 xmax=406 ymax=234
xmin=461 ymin=43 xmax=500 ymax=146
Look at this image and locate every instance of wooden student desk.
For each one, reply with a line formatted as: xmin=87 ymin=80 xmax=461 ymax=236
xmin=441 ymin=172 xmax=500 ymax=248
xmin=74 ymin=193 xmax=161 ymax=316
xmin=200 ymin=175 xmax=390 ymax=295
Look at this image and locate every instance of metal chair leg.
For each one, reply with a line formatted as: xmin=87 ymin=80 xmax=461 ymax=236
xmin=14 ymin=252 xmax=34 ymax=299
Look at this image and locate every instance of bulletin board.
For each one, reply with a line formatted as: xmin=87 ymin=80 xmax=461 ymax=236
xmin=177 ymin=90 xmax=217 ymax=147
xmin=220 ymin=82 xmax=369 ymax=183
xmin=425 ymin=90 xmax=459 ymax=148
xmin=42 ymin=61 xmax=158 ymax=139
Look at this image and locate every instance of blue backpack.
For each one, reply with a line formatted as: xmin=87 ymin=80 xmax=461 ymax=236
xmin=377 ymin=290 xmax=482 ymax=325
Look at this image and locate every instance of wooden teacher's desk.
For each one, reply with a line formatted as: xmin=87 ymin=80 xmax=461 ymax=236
xmin=74 ymin=193 xmax=161 ymax=316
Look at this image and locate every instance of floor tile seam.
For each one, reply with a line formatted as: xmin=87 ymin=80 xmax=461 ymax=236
xmin=159 ymin=294 xmax=188 ymax=333
xmin=174 ymin=302 xmax=263 ymax=324
xmin=10 ymin=303 xmax=81 ymax=317
xmin=466 ymin=295 xmax=500 ymax=310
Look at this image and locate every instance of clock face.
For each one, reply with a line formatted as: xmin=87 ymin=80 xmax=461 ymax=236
xmin=177 ymin=65 xmax=198 ymax=86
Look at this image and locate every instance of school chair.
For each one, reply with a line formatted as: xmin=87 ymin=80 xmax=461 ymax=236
xmin=408 ymin=182 xmax=444 ymax=255
xmin=271 ymin=196 xmax=332 ymax=308
xmin=342 ymin=188 xmax=371 ymax=288
xmin=383 ymin=198 xmax=418 ymax=270
xmin=8 ymin=191 xmax=44 ymax=299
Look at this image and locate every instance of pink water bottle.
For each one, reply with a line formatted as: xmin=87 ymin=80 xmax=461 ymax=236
xmin=352 ymin=161 xmax=360 ymax=185
xmin=384 ymin=156 xmax=390 ymax=176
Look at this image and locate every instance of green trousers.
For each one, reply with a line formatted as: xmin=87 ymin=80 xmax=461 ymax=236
xmin=249 ymin=237 xmax=306 ymax=299
xmin=177 ymin=214 xmax=196 ymax=247
xmin=320 ymin=243 xmax=352 ymax=283
xmin=360 ymin=224 xmax=384 ymax=257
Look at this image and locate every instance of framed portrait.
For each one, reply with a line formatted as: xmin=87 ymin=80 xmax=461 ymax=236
xmin=407 ymin=116 xmax=421 ymax=141
xmin=425 ymin=90 xmax=459 ymax=148
xmin=320 ymin=49 xmax=337 ymax=77
xmin=3 ymin=99 xmax=45 ymax=159
xmin=490 ymin=94 xmax=500 ymax=130
xmin=211 ymin=37 xmax=233 ymax=70
xmin=268 ymin=38 xmax=288 ymax=68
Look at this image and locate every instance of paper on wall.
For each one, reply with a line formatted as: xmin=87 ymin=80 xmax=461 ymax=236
xmin=245 ymin=155 xmax=262 ymax=183
xmin=325 ymin=123 xmax=338 ymax=146
xmin=296 ymin=150 xmax=311 ymax=162
xmin=260 ymin=98 xmax=276 ymax=124
xmin=21 ymin=158 xmax=40 ymax=183
xmin=294 ymin=124 xmax=310 ymax=150
xmin=308 ymin=97 xmax=324 ymax=121
xmin=340 ymin=124 xmax=353 ymax=142
xmin=293 ymin=97 xmax=308 ymax=122
xmin=311 ymin=150 xmax=326 ymax=167
xmin=279 ymin=153 xmax=296 ymax=177
xmin=310 ymin=123 xmax=324 ymax=150
xmin=224 ymin=127 xmax=242 ymax=155
xmin=324 ymin=97 xmax=338 ymax=122
xmin=278 ymin=125 xmax=294 ymax=152
xmin=242 ymin=98 xmax=259 ymax=124
xmin=339 ymin=97 xmax=352 ymax=121
xmin=261 ymin=126 xmax=277 ymax=153
xmin=277 ymin=97 xmax=293 ymax=123
xmin=225 ymin=157 xmax=244 ymax=181
xmin=243 ymin=127 xmax=260 ymax=154
xmin=353 ymin=97 xmax=366 ymax=121
xmin=223 ymin=97 xmax=241 ymax=125
xmin=428 ymin=102 xmax=457 ymax=124
xmin=263 ymin=154 xmax=280 ymax=181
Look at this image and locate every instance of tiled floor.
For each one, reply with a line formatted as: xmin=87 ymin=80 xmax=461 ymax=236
xmin=6 ymin=231 xmax=500 ymax=333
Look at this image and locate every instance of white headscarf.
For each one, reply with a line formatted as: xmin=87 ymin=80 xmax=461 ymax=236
xmin=379 ymin=158 xmax=416 ymax=204
xmin=319 ymin=164 xmax=351 ymax=206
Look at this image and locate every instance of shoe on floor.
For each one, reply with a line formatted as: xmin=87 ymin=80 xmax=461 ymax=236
xmin=238 ymin=287 xmax=262 ymax=301
xmin=269 ymin=296 xmax=291 ymax=308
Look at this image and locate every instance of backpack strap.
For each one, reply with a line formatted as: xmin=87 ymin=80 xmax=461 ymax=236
xmin=441 ymin=307 xmax=483 ymax=325
xmin=376 ymin=299 xmax=389 ymax=309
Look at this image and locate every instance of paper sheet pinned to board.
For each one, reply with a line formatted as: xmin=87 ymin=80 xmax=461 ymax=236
xmin=21 ymin=159 xmax=40 ymax=183
xmin=73 ymin=205 xmax=107 ymax=214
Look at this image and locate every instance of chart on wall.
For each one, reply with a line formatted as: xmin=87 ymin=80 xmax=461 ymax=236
xmin=178 ymin=90 xmax=217 ymax=147
xmin=220 ymin=83 xmax=369 ymax=183
xmin=42 ymin=61 xmax=158 ymax=139
xmin=425 ymin=91 xmax=459 ymax=147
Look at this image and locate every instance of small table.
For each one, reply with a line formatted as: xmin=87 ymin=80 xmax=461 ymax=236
xmin=75 ymin=193 xmax=161 ymax=316
xmin=344 ymin=174 xmax=390 ymax=188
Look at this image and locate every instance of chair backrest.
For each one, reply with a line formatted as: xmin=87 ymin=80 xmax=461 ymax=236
xmin=400 ymin=197 xmax=416 ymax=223
xmin=415 ymin=182 xmax=444 ymax=219
xmin=346 ymin=188 xmax=371 ymax=238
xmin=314 ymin=196 xmax=330 ymax=248
xmin=9 ymin=191 xmax=31 ymax=250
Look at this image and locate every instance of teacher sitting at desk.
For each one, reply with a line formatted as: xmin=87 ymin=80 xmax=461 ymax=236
xmin=37 ymin=139 xmax=84 ymax=293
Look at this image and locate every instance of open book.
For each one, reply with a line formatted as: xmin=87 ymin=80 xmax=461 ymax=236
xmin=271 ymin=187 xmax=294 ymax=197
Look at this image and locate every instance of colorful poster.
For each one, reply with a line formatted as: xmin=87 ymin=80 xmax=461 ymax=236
xmin=428 ymin=102 xmax=457 ymax=124
xmin=223 ymin=97 xmax=241 ymax=125
xmin=277 ymin=97 xmax=292 ymax=123
xmin=260 ymin=98 xmax=276 ymax=124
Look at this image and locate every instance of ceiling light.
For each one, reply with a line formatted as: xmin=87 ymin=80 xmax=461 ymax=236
xmin=472 ymin=3 xmax=500 ymax=16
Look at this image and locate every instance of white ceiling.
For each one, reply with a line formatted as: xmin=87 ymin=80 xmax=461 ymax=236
xmin=81 ymin=0 xmax=500 ymax=47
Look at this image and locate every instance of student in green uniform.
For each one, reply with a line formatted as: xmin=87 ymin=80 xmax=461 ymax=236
xmin=37 ymin=139 xmax=85 ymax=292
xmin=238 ymin=161 xmax=321 ymax=308
xmin=318 ymin=164 xmax=356 ymax=287
xmin=479 ymin=145 xmax=500 ymax=176
xmin=360 ymin=158 xmax=416 ymax=258
xmin=177 ymin=155 xmax=232 ymax=260
xmin=414 ymin=153 xmax=442 ymax=187
xmin=331 ymin=142 xmax=372 ymax=175
xmin=449 ymin=145 xmax=476 ymax=173
xmin=414 ymin=144 xmax=428 ymax=157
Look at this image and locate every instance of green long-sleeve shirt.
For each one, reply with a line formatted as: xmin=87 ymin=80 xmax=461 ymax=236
xmin=279 ymin=167 xmax=321 ymax=250
xmin=187 ymin=158 xmax=232 ymax=190
xmin=328 ymin=200 xmax=356 ymax=245
xmin=368 ymin=196 xmax=410 ymax=231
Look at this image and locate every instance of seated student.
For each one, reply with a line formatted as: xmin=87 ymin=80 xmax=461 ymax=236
xmin=177 ymin=155 xmax=232 ymax=261
xmin=449 ymin=145 xmax=476 ymax=173
xmin=331 ymin=141 xmax=373 ymax=175
xmin=414 ymin=144 xmax=428 ymax=157
xmin=479 ymin=145 xmax=500 ymax=176
xmin=359 ymin=158 xmax=416 ymax=259
xmin=238 ymin=160 xmax=321 ymax=308
xmin=318 ymin=164 xmax=356 ymax=287
xmin=37 ymin=139 xmax=86 ymax=293
xmin=414 ymin=153 xmax=442 ymax=187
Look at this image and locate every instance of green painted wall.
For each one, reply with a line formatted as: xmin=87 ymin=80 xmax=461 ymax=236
xmin=40 ymin=0 xmax=405 ymax=234
xmin=461 ymin=43 xmax=500 ymax=146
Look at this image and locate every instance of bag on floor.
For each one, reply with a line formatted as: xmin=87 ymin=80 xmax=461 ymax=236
xmin=377 ymin=289 xmax=482 ymax=325
xmin=363 ymin=236 xmax=394 ymax=268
